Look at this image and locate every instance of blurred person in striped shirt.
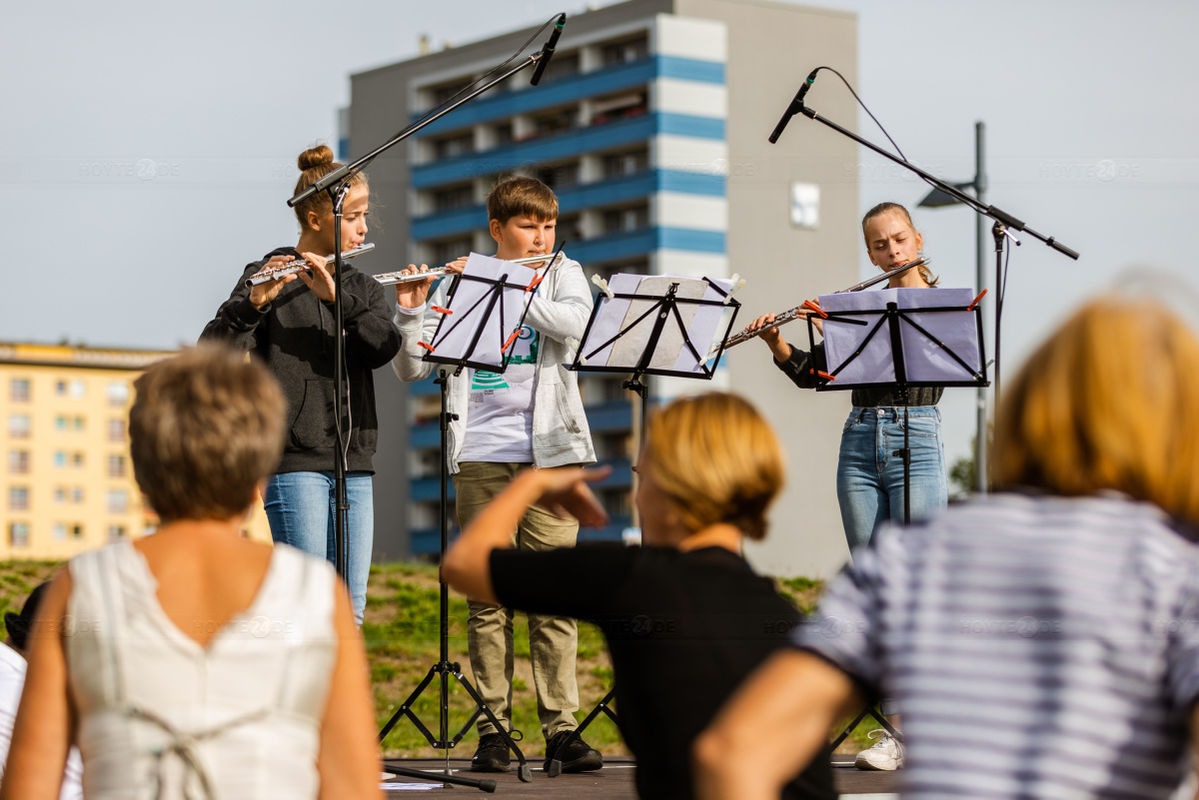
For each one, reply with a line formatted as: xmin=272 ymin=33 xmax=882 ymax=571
xmin=696 ymin=286 xmax=1199 ymax=799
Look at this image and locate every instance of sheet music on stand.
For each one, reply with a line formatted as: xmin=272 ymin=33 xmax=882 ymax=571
xmin=421 ymin=252 xmax=546 ymax=373
xmin=575 ymin=273 xmax=740 ymax=377
xmin=815 ymin=287 xmax=985 ymax=388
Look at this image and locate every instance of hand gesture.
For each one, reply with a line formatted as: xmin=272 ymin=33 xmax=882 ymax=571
xmin=248 ymin=254 xmax=300 ymax=310
xmin=530 ymin=466 xmax=612 ymax=528
xmin=297 ymin=252 xmax=336 ymax=303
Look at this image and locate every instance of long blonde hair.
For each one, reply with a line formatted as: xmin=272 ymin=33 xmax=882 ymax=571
xmin=642 ymin=393 xmax=785 ymax=541
xmin=992 ymin=294 xmax=1199 ymax=524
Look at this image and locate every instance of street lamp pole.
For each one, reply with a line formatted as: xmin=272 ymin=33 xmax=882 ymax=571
xmin=973 ymin=121 xmax=988 ymax=492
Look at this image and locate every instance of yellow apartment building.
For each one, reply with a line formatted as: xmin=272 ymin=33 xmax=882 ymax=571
xmin=1 ymin=342 xmax=271 ymax=560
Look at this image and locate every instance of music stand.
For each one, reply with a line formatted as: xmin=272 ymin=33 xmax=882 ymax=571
xmin=545 ymin=272 xmax=741 ymax=777
xmin=378 ymin=250 xmax=560 ymax=787
xmin=812 ymin=286 xmax=988 ymax=751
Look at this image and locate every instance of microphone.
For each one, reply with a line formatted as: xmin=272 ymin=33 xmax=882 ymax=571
xmin=531 ymin=13 xmax=566 ymax=86
xmin=768 ymin=68 xmax=820 ymax=144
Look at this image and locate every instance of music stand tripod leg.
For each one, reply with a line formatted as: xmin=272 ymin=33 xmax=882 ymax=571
xmin=545 ymin=687 xmax=618 ymax=777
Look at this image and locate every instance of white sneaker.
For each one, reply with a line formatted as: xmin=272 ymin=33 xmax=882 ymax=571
xmin=854 ymin=729 xmax=904 ymax=771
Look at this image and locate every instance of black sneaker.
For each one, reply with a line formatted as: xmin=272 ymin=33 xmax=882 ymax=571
xmin=544 ymin=729 xmax=603 ymax=773
xmin=470 ymin=732 xmax=511 ymax=772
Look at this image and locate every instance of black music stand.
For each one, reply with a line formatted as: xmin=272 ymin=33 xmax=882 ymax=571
xmin=378 ymin=251 xmax=559 ymax=787
xmin=548 ymin=272 xmax=741 ymax=777
xmin=811 ymin=286 xmax=988 ymax=751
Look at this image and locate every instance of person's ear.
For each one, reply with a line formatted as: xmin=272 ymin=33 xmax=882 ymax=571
xmin=306 ymin=209 xmax=323 ymax=232
xmin=489 ymin=218 xmax=503 ymax=245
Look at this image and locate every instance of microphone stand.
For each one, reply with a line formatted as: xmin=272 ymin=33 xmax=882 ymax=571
xmin=772 ymin=92 xmax=1079 ymax=480
xmin=289 ymin=20 xmax=562 ymax=600
xmin=298 ymin=20 xmax=564 ymax=790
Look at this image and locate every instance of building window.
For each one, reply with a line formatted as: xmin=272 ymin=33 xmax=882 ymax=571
xmin=8 ymin=486 xmax=29 ymax=511
xmin=72 ymin=487 xmax=84 ymax=504
xmin=71 ymin=452 xmax=85 ymax=469
xmin=7 ymin=449 xmax=29 ymax=474
xmin=107 ymin=381 xmax=129 ymax=407
xmin=591 ymin=91 xmax=648 ymax=126
xmin=107 ymin=454 xmax=126 ymax=477
xmin=108 ymin=418 xmax=126 ymax=442
xmin=106 ymin=524 xmax=127 ymax=542
xmin=600 ymin=35 xmax=649 ymax=66
xmin=601 ymin=148 xmax=649 ymax=178
xmin=601 ymin=205 xmax=650 ymax=233
xmin=53 ymin=451 xmax=66 ymax=469
xmin=52 ymin=523 xmax=67 ymax=541
xmin=530 ymin=107 xmax=576 ymax=138
xmin=431 ymin=183 xmax=475 ymax=212
xmin=58 ymin=379 xmax=86 ymax=398
xmin=8 ymin=413 xmax=31 ymax=439
xmin=9 ymin=378 xmax=30 ymax=402
xmin=430 ymin=236 xmax=474 ymax=266
xmin=8 ymin=522 xmax=29 ymax=548
xmin=491 ymin=122 xmax=514 ymax=147
xmin=432 ymin=132 xmax=474 ymax=160
xmin=107 ymin=489 xmax=129 ymax=514
xmin=54 ymin=486 xmax=67 ymax=505
xmin=537 ymin=52 xmax=579 ymax=83
xmin=72 ymin=524 xmax=84 ymax=538
xmin=534 ymin=161 xmax=581 ymax=189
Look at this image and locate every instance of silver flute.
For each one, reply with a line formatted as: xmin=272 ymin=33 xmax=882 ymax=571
xmin=372 ymin=252 xmax=563 ymax=286
xmin=723 ymin=257 xmax=929 ymax=349
xmin=244 ymin=243 xmax=375 ymax=287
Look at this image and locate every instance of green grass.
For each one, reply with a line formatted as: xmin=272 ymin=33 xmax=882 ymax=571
xmin=0 ymin=560 xmax=871 ymax=756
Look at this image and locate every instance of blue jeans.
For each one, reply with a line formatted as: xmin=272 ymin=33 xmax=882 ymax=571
xmin=836 ymin=406 xmax=947 ymax=551
xmin=264 ymin=471 xmax=373 ymax=624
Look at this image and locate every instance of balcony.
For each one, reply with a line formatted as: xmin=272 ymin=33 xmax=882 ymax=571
xmin=411 ymin=112 xmax=724 ymax=189
xmin=409 ymin=54 xmax=725 ymax=139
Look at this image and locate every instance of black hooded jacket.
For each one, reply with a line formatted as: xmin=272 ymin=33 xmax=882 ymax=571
xmin=200 ymin=247 xmax=401 ymax=473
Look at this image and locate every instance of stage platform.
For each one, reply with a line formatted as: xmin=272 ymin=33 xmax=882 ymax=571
xmin=382 ymin=756 xmax=899 ymax=797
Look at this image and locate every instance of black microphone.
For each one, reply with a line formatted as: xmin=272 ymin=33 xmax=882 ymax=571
xmin=768 ymin=68 xmax=819 ymax=144
xmin=531 ymin=13 xmax=566 ymax=86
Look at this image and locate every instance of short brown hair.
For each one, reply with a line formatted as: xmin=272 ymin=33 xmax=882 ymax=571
xmin=486 ymin=176 xmax=558 ymax=224
xmin=642 ymin=392 xmax=785 ymax=541
xmin=130 ymin=345 xmax=286 ymax=523
xmin=862 ymin=201 xmax=939 ymax=287
xmin=292 ymin=144 xmax=368 ymax=230
xmin=992 ymin=294 xmax=1199 ymax=524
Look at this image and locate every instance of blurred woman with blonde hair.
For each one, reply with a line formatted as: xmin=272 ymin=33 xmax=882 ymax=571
xmin=696 ymin=290 xmax=1199 ymax=799
xmin=443 ymin=392 xmax=836 ymax=799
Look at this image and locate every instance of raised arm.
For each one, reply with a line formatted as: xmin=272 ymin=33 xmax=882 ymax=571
xmin=442 ymin=466 xmax=609 ymax=604
xmin=1 ymin=571 xmax=75 ymax=800
xmin=693 ymin=649 xmax=859 ymax=800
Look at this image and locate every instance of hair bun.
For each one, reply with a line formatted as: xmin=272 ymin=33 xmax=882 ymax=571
xmin=298 ymin=144 xmax=335 ymax=172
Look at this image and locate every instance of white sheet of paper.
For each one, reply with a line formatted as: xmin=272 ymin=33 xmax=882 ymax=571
xmin=427 ymin=252 xmax=539 ymax=368
xmin=580 ymin=273 xmax=736 ymax=374
xmin=818 ymin=287 xmax=980 ymax=385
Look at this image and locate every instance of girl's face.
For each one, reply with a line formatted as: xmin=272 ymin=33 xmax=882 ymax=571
xmin=307 ymin=183 xmax=369 ymax=252
xmin=864 ymin=209 xmax=922 ymax=271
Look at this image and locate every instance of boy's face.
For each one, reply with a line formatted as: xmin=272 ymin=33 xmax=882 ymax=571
xmin=490 ymin=215 xmax=555 ymax=261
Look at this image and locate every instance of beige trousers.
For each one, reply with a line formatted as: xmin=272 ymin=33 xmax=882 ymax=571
xmin=454 ymin=461 xmax=581 ymax=740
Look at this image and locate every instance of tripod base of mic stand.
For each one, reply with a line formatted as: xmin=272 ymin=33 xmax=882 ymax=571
xmin=384 ymin=762 xmax=497 ymax=792
xmin=378 ymin=659 xmax=534 ymax=785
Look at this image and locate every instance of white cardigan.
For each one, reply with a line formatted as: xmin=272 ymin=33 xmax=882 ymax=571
xmin=391 ymin=255 xmax=596 ymax=473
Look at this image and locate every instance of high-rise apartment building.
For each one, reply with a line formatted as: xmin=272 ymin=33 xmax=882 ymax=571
xmin=0 ymin=343 xmax=272 ymax=560
xmin=352 ymin=0 xmax=861 ymax=578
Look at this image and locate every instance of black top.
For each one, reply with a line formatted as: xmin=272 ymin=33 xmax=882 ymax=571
xmin=776 ymin=341 xmax=943 ymax=407
xmin=200 ymin=247 xmax=401 ymax=473
xmin=491 ymin=543 xmax=837 ymax=800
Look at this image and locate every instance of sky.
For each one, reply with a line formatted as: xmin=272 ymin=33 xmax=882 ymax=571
xmin=4 ymin=0 xmax=1198 ymax=475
